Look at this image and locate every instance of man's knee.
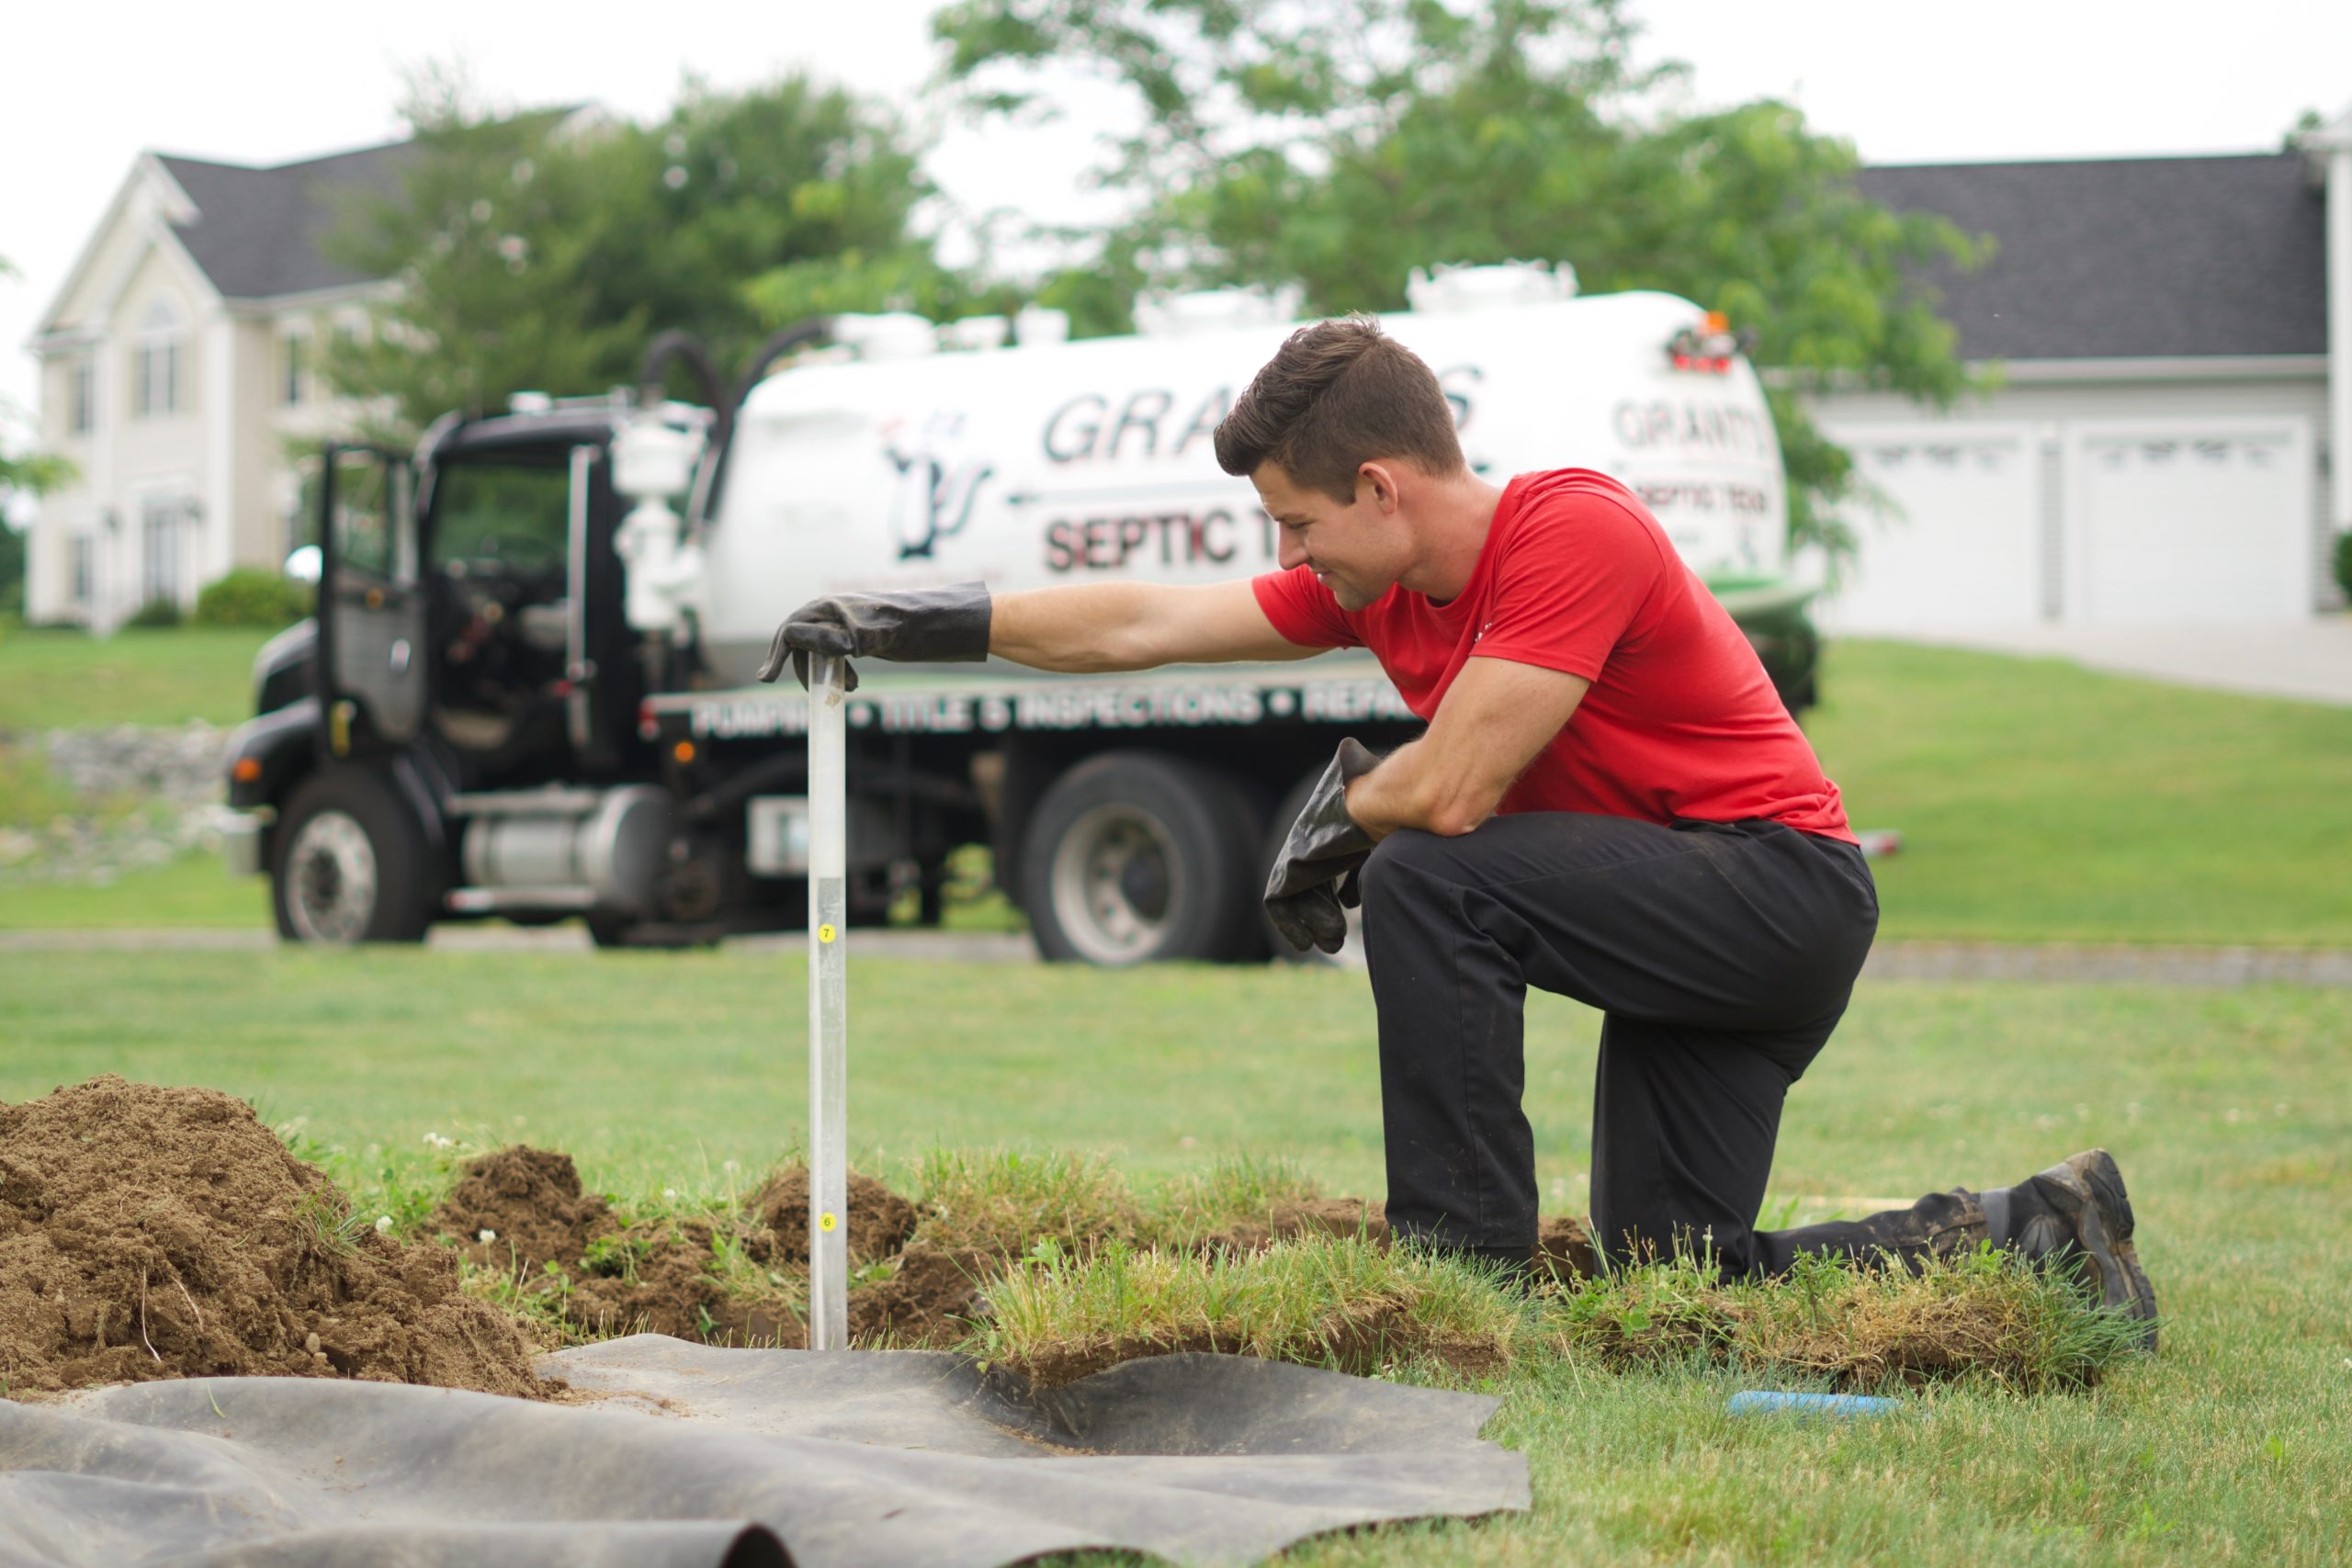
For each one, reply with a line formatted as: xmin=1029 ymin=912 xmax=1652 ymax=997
xmin=1358 ymin=828 xmax=1459 ymax=915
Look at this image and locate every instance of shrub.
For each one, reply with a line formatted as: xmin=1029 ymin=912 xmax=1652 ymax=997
xmin=2333 ymin=530 xmax=2352 ymax=604
xmin=124 ymin=596 xmax=184 ymax=628
xmin=194 ymin=568 xmax=314 ymax=628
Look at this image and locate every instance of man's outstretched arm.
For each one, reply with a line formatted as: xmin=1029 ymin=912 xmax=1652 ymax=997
xmin=990 ymin=579 xmax=1320 ymax=671
xmin=761 ymin=578 xmax=1323 ymax=687
xmin=1344 ymin=656 xmax=1590 ymax=839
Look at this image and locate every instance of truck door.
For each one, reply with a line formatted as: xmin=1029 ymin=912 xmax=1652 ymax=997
xmin=317 ymin=443 xmax=424 ymax=749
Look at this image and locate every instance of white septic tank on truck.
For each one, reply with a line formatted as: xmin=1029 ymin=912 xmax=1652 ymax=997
xmin=226 ymin=264 xmax=1820 ymax=965
xmin=695 ymin=270 xmax=1790 ymax=684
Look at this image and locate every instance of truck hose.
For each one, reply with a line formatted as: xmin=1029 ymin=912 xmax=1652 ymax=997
xmin=697 ymin=317 xmax=835 ymax=525
xmin=637 ymin=332 xmax=730 ymax=457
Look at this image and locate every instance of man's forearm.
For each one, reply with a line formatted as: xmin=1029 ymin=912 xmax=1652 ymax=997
xmin=1344 ymin=739 xmax=1497 ymax=840
xmin=989 ymin=583 xmax=1168 ymax=671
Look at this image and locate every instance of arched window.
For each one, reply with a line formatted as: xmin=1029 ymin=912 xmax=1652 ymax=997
xmin=133 ymin=297 xmax=185 ymax=417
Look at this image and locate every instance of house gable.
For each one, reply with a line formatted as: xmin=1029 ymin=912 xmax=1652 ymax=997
xmin=35 ymin=157 xmax=219 ymax=344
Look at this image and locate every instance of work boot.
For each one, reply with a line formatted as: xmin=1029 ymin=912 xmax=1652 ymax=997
xmin=1984 ymin=1148 xmax=2158 ymax=1351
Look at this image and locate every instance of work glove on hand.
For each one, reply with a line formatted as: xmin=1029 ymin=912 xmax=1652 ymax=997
xmin=1264 ymin=738 xmax=1382 ymax=955
xmin=755 ymin=582 xmax=993 ymax=692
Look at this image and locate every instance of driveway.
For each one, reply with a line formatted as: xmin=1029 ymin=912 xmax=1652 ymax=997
xmin=1891 ymin=615 xmax=2352 ymax=706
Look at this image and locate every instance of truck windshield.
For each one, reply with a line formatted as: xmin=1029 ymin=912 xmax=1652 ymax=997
xmin=431 ymin=461 xmax=569 ymax=575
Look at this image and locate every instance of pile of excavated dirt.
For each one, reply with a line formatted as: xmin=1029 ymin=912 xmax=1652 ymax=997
xmin=434 ymin=1149 xmax=969 ymax=1348
xmin=568 ymin=1213 xmax=804 ymax=1345
xmin=754 ymin=1168 xmax=922 ymax=1266
xmin=0 ymin=1077 xmax=548 ymax=1400
xmin=851 ymin=1245 xmax=997 ymax=1346
xmin=435 ymin=1145 xmax=614 ymax=1275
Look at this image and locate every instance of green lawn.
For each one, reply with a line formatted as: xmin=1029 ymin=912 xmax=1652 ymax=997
xmin=7 ymin=633 xmax=2352 ymax=948
xmin=1804 ymin=640 xmax=2352 ymax=946
xmin=2 ymin=950 xmax=2346 ymax=1564
xmin=0 ymin=851 xmax=272 ymax=929
xmin=0 ymin=624 xmax=273 ymax=731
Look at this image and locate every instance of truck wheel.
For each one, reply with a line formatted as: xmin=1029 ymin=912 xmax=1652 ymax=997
xmin=1022 ymin=751 xmax=1261 ymax=965
xmin=272 ymin=767 xmax=437 ymax=944
xmin=1261 ymin=766 xmax=1363 ymax=965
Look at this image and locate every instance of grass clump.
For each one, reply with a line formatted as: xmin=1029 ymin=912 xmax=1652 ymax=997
xmin=1143 ymin=1152 xmax=1325 ymax=1249
xmin=1548 ymin=1246 xmax=2150 ymax=1393
xmin=289 ymin=1189 xmax=371 ymax=1258
xmin=966 ymin=1232 xmax=1521 ymax=1388
xmin=912 ymin=1146 xmax=1143 ymax=1258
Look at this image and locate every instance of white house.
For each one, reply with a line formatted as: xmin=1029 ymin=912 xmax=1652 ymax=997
xmin=1812 ymin=107 xmax=2352 ymax=629
xmin=21 ymin=141 xmax=413 ymax=630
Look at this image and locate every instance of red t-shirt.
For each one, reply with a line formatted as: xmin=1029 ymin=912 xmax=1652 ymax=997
xmin=1252 ymin=468 xmax=1855 ymax=842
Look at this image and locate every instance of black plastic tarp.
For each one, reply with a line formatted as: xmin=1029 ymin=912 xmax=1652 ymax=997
xmin=0 ymin=1336 xmax=1529 ymax=1567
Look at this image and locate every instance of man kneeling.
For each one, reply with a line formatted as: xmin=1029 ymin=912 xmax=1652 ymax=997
xmin=759 ymin=316 xmax=2157 ymax=1347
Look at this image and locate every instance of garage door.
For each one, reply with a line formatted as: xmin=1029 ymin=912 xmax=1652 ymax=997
xmin=2069 ymin=420 xmax=2313 ymax=623
xmin=1815 ymin=423 xmax=2041 ymax=633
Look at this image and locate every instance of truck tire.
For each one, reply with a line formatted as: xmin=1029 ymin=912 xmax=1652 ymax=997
xmin=1021 ymin=751 xmax=1262 ymax=965
xmin=1260 ymin=766 xmax=1363 ymax=965
xmin=271 ymin=766 xmax=438 ymax=944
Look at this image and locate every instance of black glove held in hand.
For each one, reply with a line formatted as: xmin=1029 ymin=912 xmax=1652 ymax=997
xmin=755 ymin=582 xmax=993 ymax=691
xmin=1264 ymin=738 xmax=1382 ymax=955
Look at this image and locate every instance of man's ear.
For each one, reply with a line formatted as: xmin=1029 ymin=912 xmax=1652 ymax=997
xmin=1359 ymin=460 xmax=1403 ymax=513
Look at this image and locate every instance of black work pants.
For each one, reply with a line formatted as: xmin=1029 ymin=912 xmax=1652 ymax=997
xmin=1358 ymin=811 xmax=1969 ymax=1279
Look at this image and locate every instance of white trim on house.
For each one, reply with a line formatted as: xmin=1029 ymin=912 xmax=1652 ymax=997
xmin=2301 ymin=103 xmax=2352 ymax=536
xmin=1766 ymin=355 xmax=2328 ymax=394
xmin=1991 ymin=355 xmax=2330 ymax=385
xmin=223 ymin=278 xmax=397 ymax=317
xmin=24 ymin=156 xmax=194 ymax=346
xmin=203 ymin=311 xmax=236 ymax=583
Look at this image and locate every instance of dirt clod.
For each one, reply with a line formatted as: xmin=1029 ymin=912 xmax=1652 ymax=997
xmin=0 ymin=1076 xmax=547 ymax=1400
xmin=849 ymin=1245 xmax=995 ymax=1347
xmin=754 ymin=1168 xmax=922 ymax=1266
xmin=1537 ymin=1215 xmax=1600 ymax=1282
xmin=432 ymin=1145 xmax=614 ymax=1276
xmin=438 ymin=1153 xmax=941 ymax=1350
xmin=568 ymin=1216 xmax=806 ymax=1348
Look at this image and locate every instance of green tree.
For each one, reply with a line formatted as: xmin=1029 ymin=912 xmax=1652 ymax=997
xmin=932 ymin=0 xmax=1988 ymax=558
xmin=0 ymin=257 xmax=74 ymax=500
xmin=0 ymin=509 xmax=27 ymax=619
xmin=323 ymin=72 xmax=952 ymax=432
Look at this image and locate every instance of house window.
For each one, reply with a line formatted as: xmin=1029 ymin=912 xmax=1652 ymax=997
xmin=281 ymin=332 xmax=307 ymax=405
xmin=141 ymin=497 xmax=186 ymax=607
xmin=70 ymin=536 xmax=94 ymax=604
xmin=70 ymin=361 xmax=95 ymax=434
xmin=132 ymin=299 xmax=185 ymax=418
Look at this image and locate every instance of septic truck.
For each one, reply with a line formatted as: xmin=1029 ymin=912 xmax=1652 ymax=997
xmin=220 ymin=265 xmax=1818 ymax=962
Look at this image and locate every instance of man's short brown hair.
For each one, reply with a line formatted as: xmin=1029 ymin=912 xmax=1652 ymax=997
xmin=1213 ymin=316 xmax=1465 ymax=502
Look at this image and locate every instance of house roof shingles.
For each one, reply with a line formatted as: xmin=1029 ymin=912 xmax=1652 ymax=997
xmin=1855 ymin=152 xmax=2329 ymax=361
xmin=153 ymin=141 xmax=415 ymax=301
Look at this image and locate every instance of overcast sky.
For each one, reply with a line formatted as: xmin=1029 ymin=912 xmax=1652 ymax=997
xmin=4 ymin=0 xmax=2346 ymax=451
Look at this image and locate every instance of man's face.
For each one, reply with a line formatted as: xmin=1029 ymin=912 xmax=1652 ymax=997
xmin=1251 ymin=461 xmax=1406 ymax=613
